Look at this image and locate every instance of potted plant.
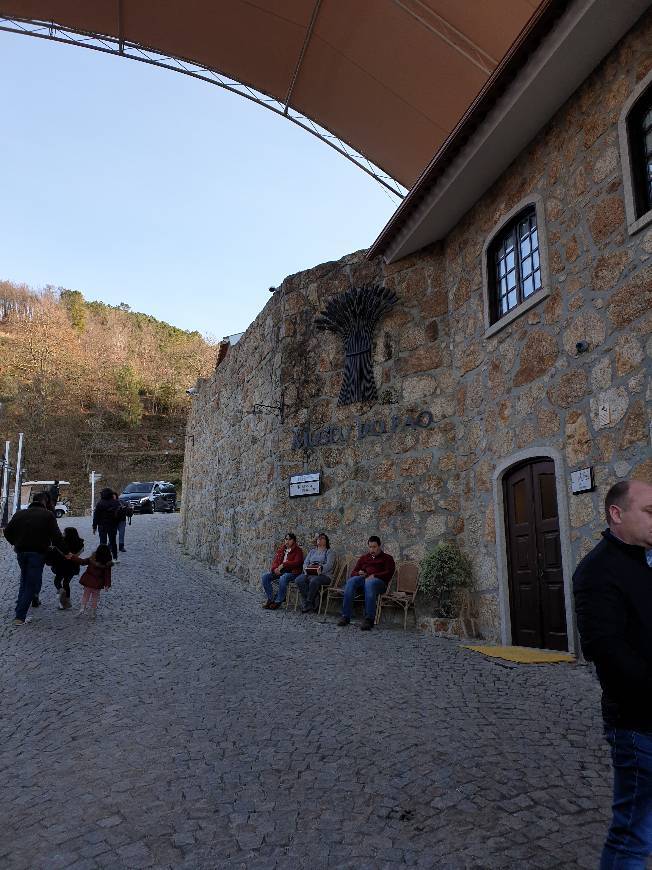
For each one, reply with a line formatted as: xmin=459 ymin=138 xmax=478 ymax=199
xmin=419 ymin=541 xmax=473 ymax=618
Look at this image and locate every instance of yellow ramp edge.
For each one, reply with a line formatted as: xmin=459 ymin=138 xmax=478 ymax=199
xmin=462 ymin=645 xmax=576 ymax=664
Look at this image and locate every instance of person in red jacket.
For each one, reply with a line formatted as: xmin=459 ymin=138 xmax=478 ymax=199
xmin=338 ymin=536 xmax=395 ymax=631
xmin=261 ymin=533 xmax=305 ymax=610
xmin=66 ymin=544 xmax=113 ymax=620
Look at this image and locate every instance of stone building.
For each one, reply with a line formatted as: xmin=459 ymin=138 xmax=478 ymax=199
xmin=182 ymin=3 xmax=652 ymax=652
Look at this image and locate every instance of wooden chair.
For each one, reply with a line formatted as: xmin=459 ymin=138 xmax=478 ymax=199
xmin=285 ymin=555 xmax=347 ymax=613
xmin=375 ymin=561 xmax=419 ymax=629
xmin=322 ymin=555 xmax=355 ymax=616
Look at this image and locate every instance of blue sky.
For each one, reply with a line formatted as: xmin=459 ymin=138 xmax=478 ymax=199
xmin=0 ymin=30 xmax=400 ymax=338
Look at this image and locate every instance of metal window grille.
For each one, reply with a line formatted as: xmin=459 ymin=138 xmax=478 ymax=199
xmin=490 ymin=207 xmax=541 ymax=323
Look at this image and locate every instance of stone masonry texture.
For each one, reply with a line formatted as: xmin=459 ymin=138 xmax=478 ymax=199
xmin=1 ymin=515 xmax=613 ymax=868
xmin=182 ymin=11 xmax=652 ymax=641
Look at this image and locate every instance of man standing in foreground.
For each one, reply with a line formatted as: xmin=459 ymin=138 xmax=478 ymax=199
xmin=4 ymin=492 xmax=63 ymax=625
xmin=573 ymin=479 xmax=652 ymax=869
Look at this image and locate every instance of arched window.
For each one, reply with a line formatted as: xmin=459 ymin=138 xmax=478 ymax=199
xmin=488 ymin=206 xmax=542 ymax=325
xmin=628 ymin=84 xmax=652 ymax=220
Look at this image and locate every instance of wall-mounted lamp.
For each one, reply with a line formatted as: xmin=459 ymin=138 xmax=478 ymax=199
xmin=253 ymin=399 xmax=285 ymax=424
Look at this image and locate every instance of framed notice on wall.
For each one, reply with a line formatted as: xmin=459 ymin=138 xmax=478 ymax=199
xmin=289 ymin=472 xmax=321 ymax=498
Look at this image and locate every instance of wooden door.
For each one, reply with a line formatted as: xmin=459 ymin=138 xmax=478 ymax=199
xmin=504 ymin=460 xmax=568 ymax=651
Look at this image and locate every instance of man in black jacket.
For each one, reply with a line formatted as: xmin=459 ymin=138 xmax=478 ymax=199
xmin=4 ymin=492 xmax=64 ymax=625
xmin=574 ymin=479 xmax=652 ymax=869
xmin=92 ymin=487 xmax=121 ymax=561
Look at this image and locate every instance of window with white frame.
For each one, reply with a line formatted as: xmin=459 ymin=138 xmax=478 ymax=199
xmin=488 ymin=206 xmax=542 ymax=325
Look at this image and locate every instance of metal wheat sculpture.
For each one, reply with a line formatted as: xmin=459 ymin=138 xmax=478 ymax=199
xmin=315 ymin=283 xmax=398 ymax=406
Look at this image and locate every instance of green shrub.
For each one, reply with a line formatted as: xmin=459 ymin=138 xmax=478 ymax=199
xmin=420 ymin=542 xmax=473 ymax=617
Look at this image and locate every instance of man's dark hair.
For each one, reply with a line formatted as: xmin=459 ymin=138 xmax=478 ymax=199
xmin=285 ymin=533 xmax=297 ymax=542
xmin=31 ymin=492 xmax=48 ymax=506
xmin=368 ymin=535 xmax=381 ymax=545
xmin=605 ymin=481 xmax=631 ymax=524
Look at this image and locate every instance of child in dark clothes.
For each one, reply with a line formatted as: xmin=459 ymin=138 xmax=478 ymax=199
xmin=66 ymin=544 xmax=113 ymax=620
xmin=50 ymin=527 xmax=85 ymax=610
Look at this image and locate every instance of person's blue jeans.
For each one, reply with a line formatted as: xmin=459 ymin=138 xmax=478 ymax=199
xmin=600 ymin=728 xmax=652 ymax=869
xmin=341 ymin=575 xmax=386 ymax=620
xmin=117 ymin=519 xmax=126 ymax=548
xmin=98 ymin=524 xmax=118 ymax=560
xmin=15 ymin=552 xmax=46 ymax=621
xmin=261 ymin=570 xmax=296 ymax=603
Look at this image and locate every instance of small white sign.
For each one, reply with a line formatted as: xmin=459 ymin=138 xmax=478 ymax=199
xmin=570 ymin=467 xmax=594 ymax=494
xmin=598 ymin=401 xmax=610 ymax=427
xmin=289 ymin=472 xmax=321 ymax=498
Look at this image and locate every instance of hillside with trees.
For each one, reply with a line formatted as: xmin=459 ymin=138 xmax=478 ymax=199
xmin=0 ymin=280 xmax=216 ymax=512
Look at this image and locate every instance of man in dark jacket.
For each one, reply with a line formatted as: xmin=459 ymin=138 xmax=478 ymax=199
xmin=338 ymin=535 xmax=395 ymax=631
xmin=573 ymin=479 xmax=652 ymax=869
xmin=4 ymin=492 xmax=64 ymax=625
xmin=92 ymin=487 xmax=121 ymax=561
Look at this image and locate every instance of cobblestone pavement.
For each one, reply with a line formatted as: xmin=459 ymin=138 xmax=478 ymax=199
xmin=1 ymin=515 xmax=614 ymax=869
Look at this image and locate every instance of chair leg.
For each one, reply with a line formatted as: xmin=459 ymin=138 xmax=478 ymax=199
xmin=403 ymin=606 xmax=408 ymax=631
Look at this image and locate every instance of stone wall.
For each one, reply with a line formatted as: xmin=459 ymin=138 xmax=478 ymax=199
xmin=182 ymin=11 xmax=652 ymax=642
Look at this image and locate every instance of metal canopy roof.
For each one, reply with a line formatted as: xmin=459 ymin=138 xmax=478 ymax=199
xmin=0 ymin=0 xmax=542 ymax=190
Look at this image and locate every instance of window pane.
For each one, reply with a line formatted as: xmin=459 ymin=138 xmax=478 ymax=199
xmin=522 ymin=255 xmax=532 ymax=277
xmin=507 ymin=271 xmax=516 ymax=289
xmin=532 ymin=250 xmax=540 ymax=270
xmin=506 ymin=251 xmax=515 ymax=270
xmin=498 ymin=260 xmax=506 ymax=278
xmin=500 ymin=277 xmax=507 ymax=293
xmin=646 ymin=129 xmax=652 ymax=153
xmin=523 ymin=275 xmax=534 ymax=297
xmin=644 ymin=107 xmax=652 ymax=128
xmin=520 ymin=238 xmax=531 ymax=257
xmin=508 ymin=290 xmax=517 ymax=309
xmin=505 ymin=235 xmax=515 ymax=254
xmin=533 ymin=269 xmax=542 ymax=290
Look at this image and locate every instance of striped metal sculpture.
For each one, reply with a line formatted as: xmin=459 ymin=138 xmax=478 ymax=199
xmin=315 ymin=283 xmax=398 ymax=406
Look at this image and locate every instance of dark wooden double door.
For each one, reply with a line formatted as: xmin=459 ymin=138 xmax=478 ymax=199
xmin=504 ymin=459 xmax=568 ymax=651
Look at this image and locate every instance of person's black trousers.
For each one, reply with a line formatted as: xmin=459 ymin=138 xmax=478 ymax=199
xmin=98 ymin=524 xmax=118 ymax=560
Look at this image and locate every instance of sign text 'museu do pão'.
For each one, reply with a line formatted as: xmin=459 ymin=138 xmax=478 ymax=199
xmin=291 ymin=410 xmax=435 ymax=451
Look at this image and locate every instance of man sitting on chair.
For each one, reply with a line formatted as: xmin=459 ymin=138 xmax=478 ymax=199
xmin=338 ymin=536 xmax=395 ymax=631
xmin=261 ymin=533 xmax=304 ymax=610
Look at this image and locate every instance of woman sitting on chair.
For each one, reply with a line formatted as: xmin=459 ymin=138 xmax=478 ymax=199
xmin=295 ymin=533 xmax=336 ymax=614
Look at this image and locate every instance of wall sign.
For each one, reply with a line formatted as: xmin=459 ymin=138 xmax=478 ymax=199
xmin=570 ymin=467 xmax=594 ymax=494
xmin=289 ymin=472 xmax=321 ymax=498
xmin=292 ymin=409 xmax=434 ymax=451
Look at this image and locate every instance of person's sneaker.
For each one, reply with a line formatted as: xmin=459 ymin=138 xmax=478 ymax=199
xmin=337 ymin=616 xmax=350 ymax=627
xmin=64 ymin=599 xmax=72 ymax=610
xmin=31 ymin=597 xmax=41 ymax=608
xmin=74 ymin=609 xmax=84 ymax=618
xmin=268 ymin=602 xmax=281 ymax=610
xmin=58 ymin=604 xmax=65 ymax=611
xmin=24 ymin=616 xmax=33 ymax=624
xmin=90 ymin=611 xmax=97 ymax=620
xmin=360 ymin=617 xmax=374 ymax=631
xmin=300 ymin=604 xmax=314 ymax=614
xmin=113 ymin=558 xmax=120 ymax=565
xmin=11 ymin=618 xmax=26 ymax=626
xmin=262 ymin=600 xmax=273 ymax=609
xmin=119 ymin=546 xmax=126 ymax=552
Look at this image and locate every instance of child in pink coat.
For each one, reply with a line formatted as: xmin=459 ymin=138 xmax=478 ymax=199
xmin=67 ymin=544 xmax=113 ymax=619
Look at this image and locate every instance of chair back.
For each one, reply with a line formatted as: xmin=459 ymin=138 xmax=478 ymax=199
xmin=331 ymin=554 xmax=352 ymax=588
xmin=396 ymin=562 xmax=419 ymax=597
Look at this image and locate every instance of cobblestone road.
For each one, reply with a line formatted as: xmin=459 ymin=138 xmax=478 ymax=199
xmin=0 ymin=515 xmax=613 ymax=869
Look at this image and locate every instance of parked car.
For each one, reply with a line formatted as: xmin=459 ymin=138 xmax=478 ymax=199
xmin=155 ymin=481 xmax=178 ymax=512
xmin=119 ymin=481 xmax=176 ymax=514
